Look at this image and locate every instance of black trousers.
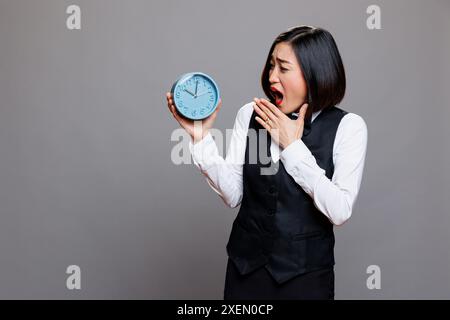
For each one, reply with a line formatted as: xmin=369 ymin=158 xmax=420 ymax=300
xmin=223 ymin=258 xmax=334 ymax=300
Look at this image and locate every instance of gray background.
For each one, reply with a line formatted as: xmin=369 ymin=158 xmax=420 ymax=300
xmin=0 ymin=0 xmax=449 ymax=299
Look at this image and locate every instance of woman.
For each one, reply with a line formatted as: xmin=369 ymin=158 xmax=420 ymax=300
xmin=166 ymin=25 xmax=368 ymax=300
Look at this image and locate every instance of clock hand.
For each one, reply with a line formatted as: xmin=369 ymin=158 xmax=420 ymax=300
xmin=184 ymin=88 xmax=195 ymax=97
xmin=195 ymin=80 xmax=198 ymax=96
xmin=196 ymin=90 xmax=209 ymax=97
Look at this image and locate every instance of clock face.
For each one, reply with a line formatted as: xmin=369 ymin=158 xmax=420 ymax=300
xmin=171 ymin=72 xmax=220 ymax=120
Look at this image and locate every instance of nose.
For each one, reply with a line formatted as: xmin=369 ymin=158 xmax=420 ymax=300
xmin=269 ymin=68 xmax=279 ymax=85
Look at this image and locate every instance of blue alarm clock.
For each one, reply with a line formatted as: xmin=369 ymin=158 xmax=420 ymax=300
xmin=170 ymin=72 xmax=220 ymax=120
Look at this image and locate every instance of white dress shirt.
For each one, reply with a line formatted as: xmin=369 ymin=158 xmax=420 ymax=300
xmin=188 ymin=101 xmax=368 ymax=226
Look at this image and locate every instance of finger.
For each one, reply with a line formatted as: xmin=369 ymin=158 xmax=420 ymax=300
xmin=253 ymin=98 xmax=276 ymax=122
xmin=255 ymin=98 xmax=278 ymax=123
xmin=168 ymin=95 xmax=176 ymax=108
xmin=297 ymin=103 xmax=308 ymax=123
xmin=166 ymin=92 xmax=172 ymax=105
xmin=253 ymin=102 xmax=268 ymax=121
xmin=168 ymin=101 xmax=181 ymax=120
xmin=259 ymin=98 xmax=284 ymax=118
xmin=255 ymin=116 xmax=271 ymax=133
xmin=167 ymin=98 xmax=175 ymax=113
xmin=168 ymin=101 xmax=177 ymax=117
xmin=300 ymin=103 xmax=309 ymax=118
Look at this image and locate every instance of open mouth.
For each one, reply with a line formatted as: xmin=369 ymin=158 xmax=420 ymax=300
xmin=270 ymin=86 xmax=284 ymax=106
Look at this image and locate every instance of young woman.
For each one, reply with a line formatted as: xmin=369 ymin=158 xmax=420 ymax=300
xmin=166 ymin=25 xmax=368 ymax=300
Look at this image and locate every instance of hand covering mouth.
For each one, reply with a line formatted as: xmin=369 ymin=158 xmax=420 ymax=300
xmin=270 ymin=86 xmax=284 ymax=106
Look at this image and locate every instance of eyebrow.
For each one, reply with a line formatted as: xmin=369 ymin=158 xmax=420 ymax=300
xmin=271 ymin=56 xmax=292 ymax=65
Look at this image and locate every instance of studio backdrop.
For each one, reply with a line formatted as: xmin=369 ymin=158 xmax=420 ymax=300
xmin=0 ymin=0 xmax=449 ymax=299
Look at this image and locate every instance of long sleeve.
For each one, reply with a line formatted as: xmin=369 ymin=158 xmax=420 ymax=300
xmin=279 ymin=113 xmax=368 ymax=226
xmin=188 ymin=103 xmax=253 ymax=208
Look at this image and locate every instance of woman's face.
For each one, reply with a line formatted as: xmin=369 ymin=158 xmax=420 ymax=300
xmin=268 ymin=42 xmax=308 ymax=114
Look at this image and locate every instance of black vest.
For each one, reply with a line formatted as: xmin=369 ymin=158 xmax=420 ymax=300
xmin=226 ymin=105 xmax=348 ymax=284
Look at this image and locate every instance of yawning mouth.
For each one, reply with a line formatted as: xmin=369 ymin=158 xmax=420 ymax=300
xmin=270 ymin=86 xmax=284 ymax=106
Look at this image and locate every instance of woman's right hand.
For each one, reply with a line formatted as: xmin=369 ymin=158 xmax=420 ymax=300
xmin=166 ymin=92 xmax=222 ymax=144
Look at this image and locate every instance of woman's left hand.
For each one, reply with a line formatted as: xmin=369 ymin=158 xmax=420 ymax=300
xmin=253 ymin=97 xmax=309 ymax=150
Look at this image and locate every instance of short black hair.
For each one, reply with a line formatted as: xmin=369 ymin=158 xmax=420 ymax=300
xmin=261 ymin=26 xmax=346 ymax=117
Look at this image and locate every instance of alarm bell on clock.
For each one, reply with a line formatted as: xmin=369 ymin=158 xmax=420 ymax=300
xmin=170 ymin=72 xmax=221 ymax=120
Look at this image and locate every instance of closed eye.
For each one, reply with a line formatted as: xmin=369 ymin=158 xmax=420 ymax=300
xmin=269 ymin=63 xmax=288 ymax=72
